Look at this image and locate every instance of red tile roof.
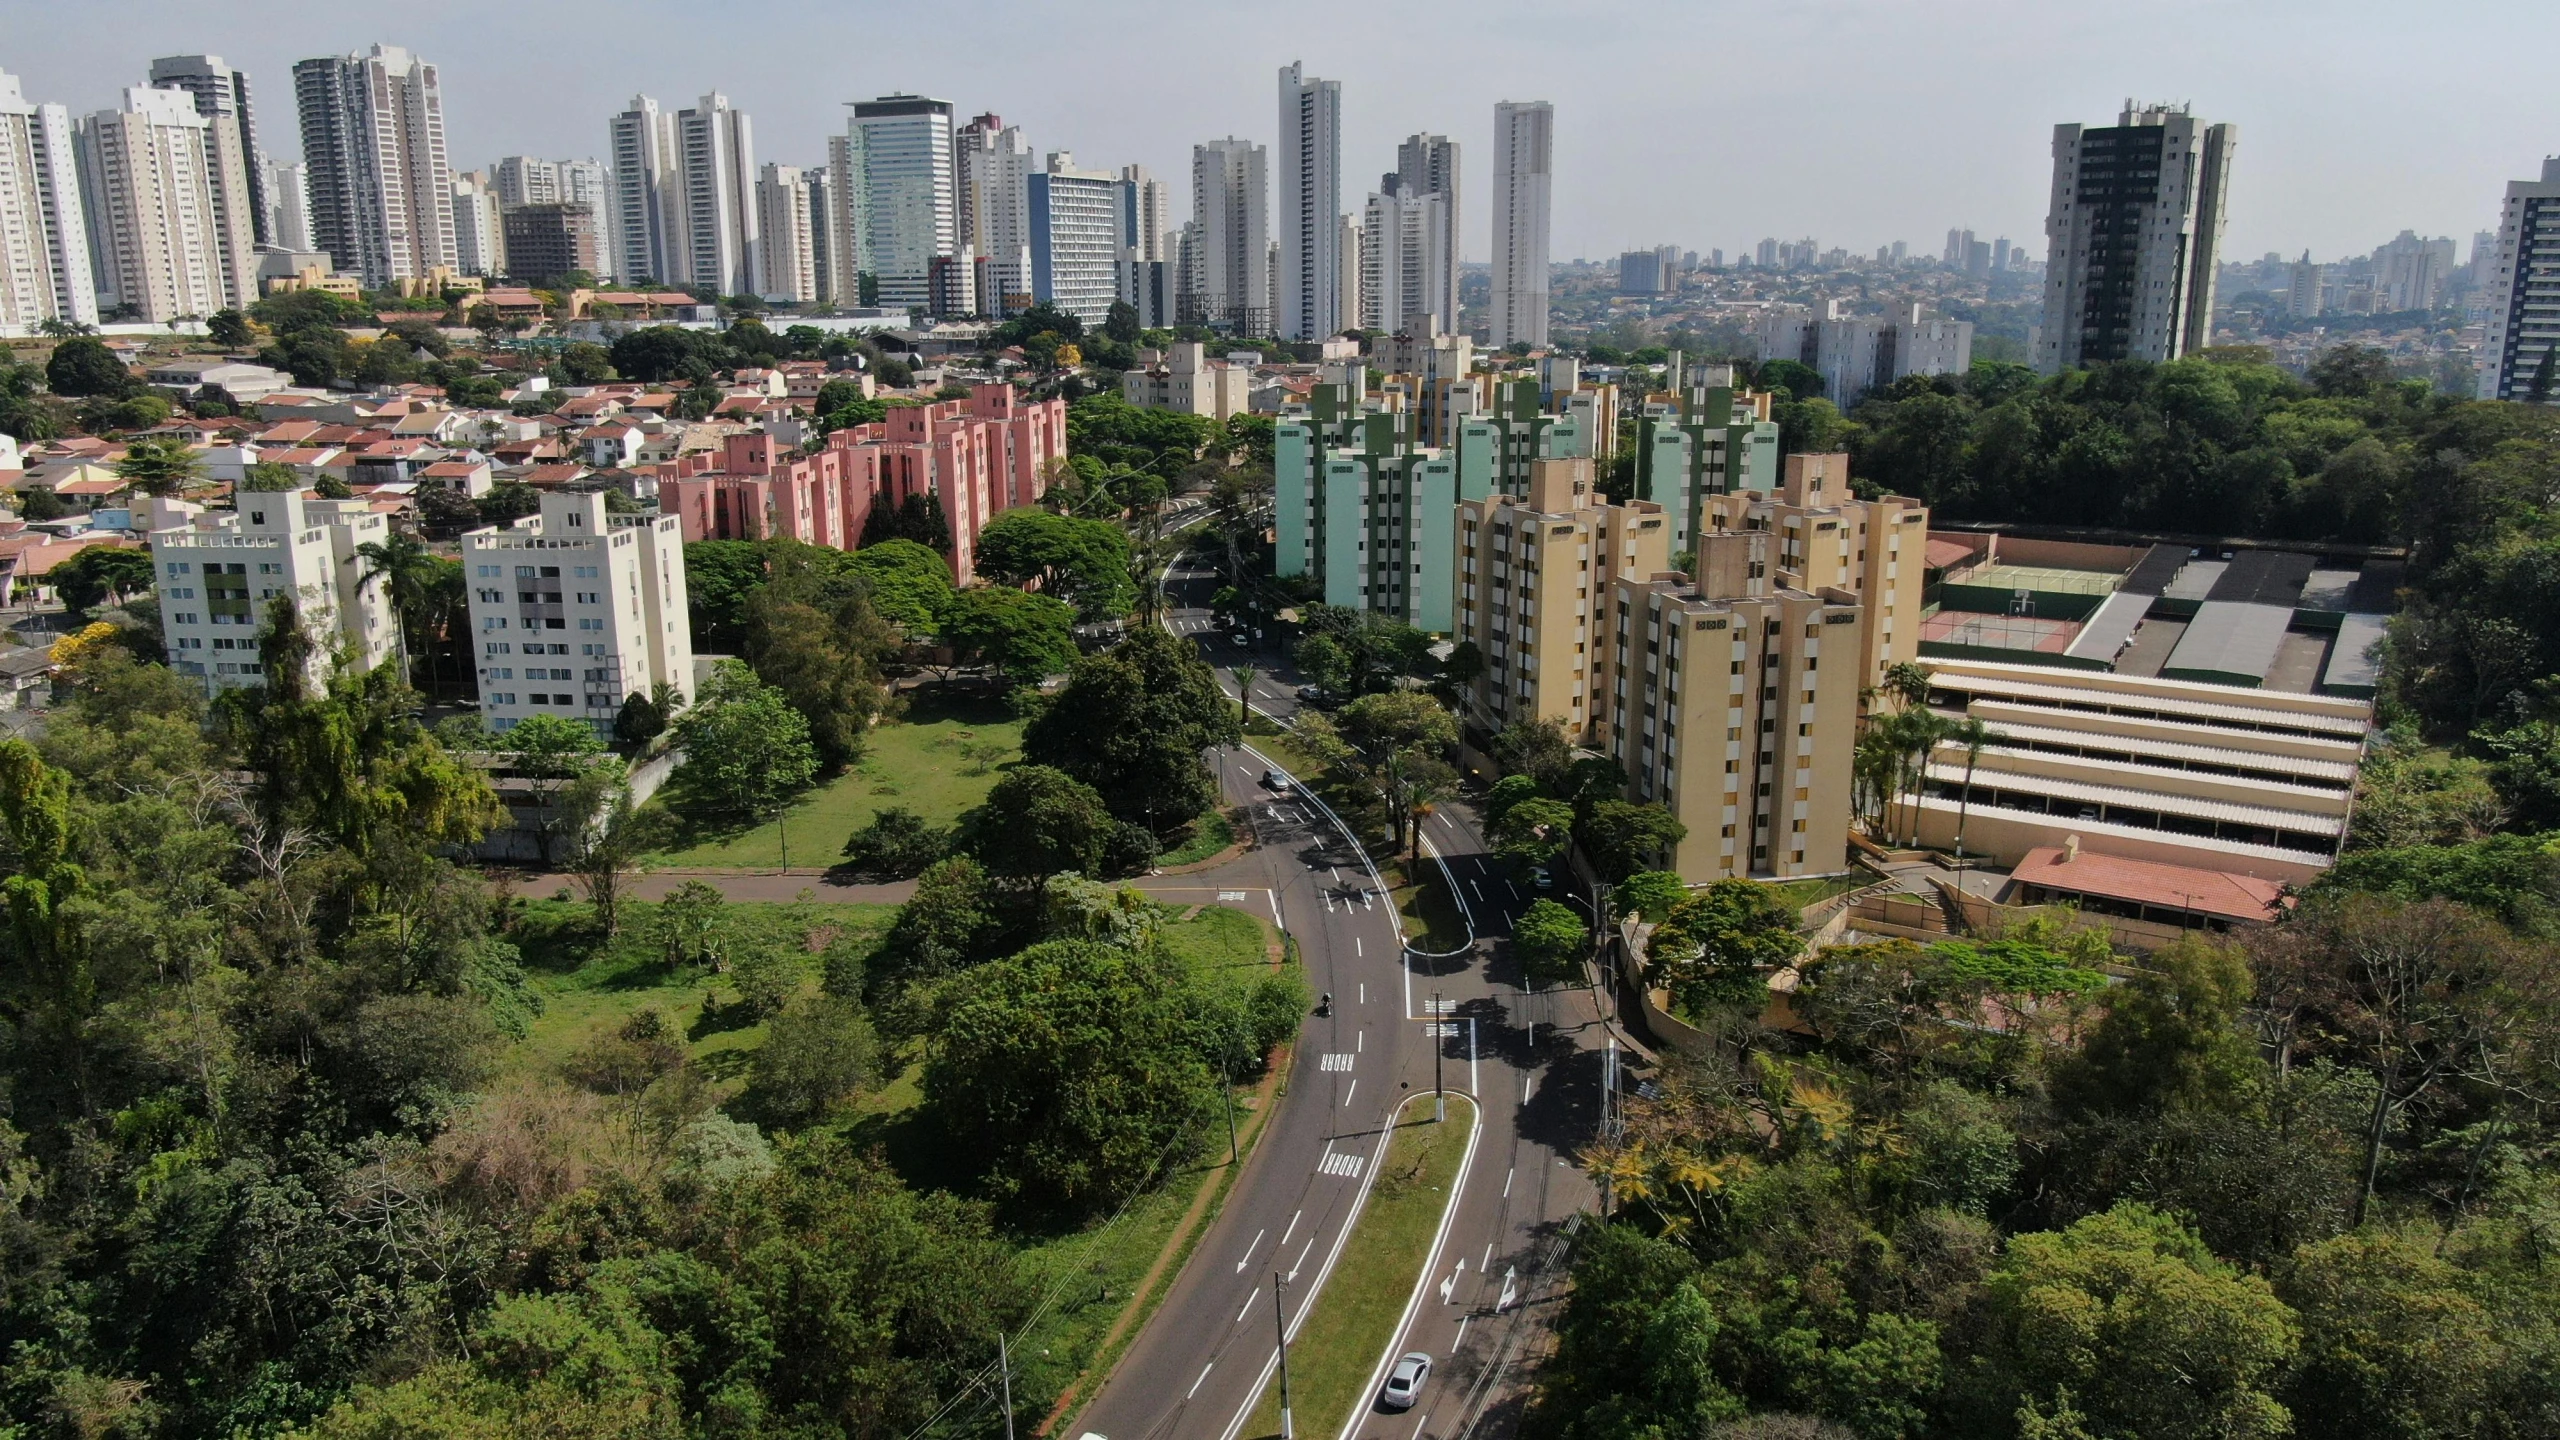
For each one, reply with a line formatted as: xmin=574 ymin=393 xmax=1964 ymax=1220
xmin=1924 ymin=538 xmax=1979 ymax=570
xmin=2009 ymin=845 xmax=2289 ymax=925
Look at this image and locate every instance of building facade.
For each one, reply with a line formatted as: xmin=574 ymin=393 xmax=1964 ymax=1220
xmin=844 ymin=94 xmax=955 ymax=312
xmin=450 ymin=171 xmax=502 ymax=275
xmin=1028 ymin=151 xmax=1122 ymax=328
xmin=147 ymin=55 xmax=270 ymax=249
xmin=954 ymin=114 xmax=1033 ymax=315
xmin=1455 ymin=456 xmax=1669 ymax=741
xmin=1188 ymin=137 xmax=1269 ymax=331
xmin=463 ymin=490 xmax=694 ymax=737
xmin=1697 ymin=452 xmax=1928 ymax=699
xmin=2479 ymin=156 xmax=2560 ymax=402
xmin=293 ymin=44 xmax=457 ymax=288
xmin=2037 ymin=101 xmax=2235 ymax=373
xmin=0 ymin=71 xmax=97 ymax=332
xmin=1490 ymin=100 xmax=1553 ymax=350
xmin=674 ymin=93 xmax=757 ymax=298
xmin=151 ymin=489 xmax=398 ymax=692
xmin=78 ymin=86 xmax=255 ymax=320
xmin=500 ymin=201 xmax=599 ymax=281
xmin=755 ymin=162 xmax=815 ymax=302
xmin=607 ymin=95 xmax=677 ymax=284
xmin=1275 ymin=62 xmax=1341 ymax=342
xmin=1120 ymin=340 xmax=1250 ymax=420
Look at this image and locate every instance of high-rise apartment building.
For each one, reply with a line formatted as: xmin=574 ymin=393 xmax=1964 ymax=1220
xmin=674 ymin=93 xmax=757 ymax=298
xmin=501 ymin=202 xmax=599 ymax=282
xmin=1597 ymin=560 xmax=1863 ymax=881
xmin=293 ymin=44 xmax=457 ymax=289
xmin=2374 ymin=230 xmax=2454 ymax=313
xmin=148 ymin=55 xmax=270 ymax=249
xmin=152 ymin=489 xmax=398 ymax=693
xmin=267 ymin=158 xmax=311 ymax=253
xmin=2479 ymin=156 xmax=2560 ymax=403
xmin=78 ymin=86 xmax=255 ymax=319
xmin=807 ymin=164 xmax=835 ymax=302
xmin=954 ymin=114 xmax=1033 ymax=314
xmin=1490 ymin=100 xmax=1552 ymax=349
xmin=1632 ymin=368 xmax=1783 ymax=556
xmin=756 ymin=163 xmax=816 ymax=302
xmin=1696 ymin=452 xmax=1929 ymax=700
xmin=1275 ymin=63 xmax=1341 ymax=342
xmin=1394 ymin=133 xmax=1460 ymax=331
xmin=1186 ymin=137 xmax=1268 ymax=330
xmin=463 ymin=490 xmax=695 ymax=738
xmin=450 ymin=170 xmax=502 ymax=276
xmin=1027 ymin=151 xmax=1121 ymax=328
xmin=1120 ymin=163 xmax=1169 ymax=263
xmin=2037 ymin=101 xmax=2235 ymax=373
xmin=0 ymin=71 xmax=97 ymax=332
xmin=843 ymin=94 xmax=955 ymax=311
xmin=607 ymin=95 xmax=677 ymax=284
xmin=1362 ymin=179 xmax=1451 ymax=335
xmin=2287 ymin=251 xmax=2325 ymax=319
xmin=490 ymin=154 xmax=559 ymax=206
xmin=1456 ymin=456 xmax=1669 ymax=740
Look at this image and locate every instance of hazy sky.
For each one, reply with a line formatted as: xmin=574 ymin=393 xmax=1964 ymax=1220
xmin=9 ymin=0 xmax=2552 ymax=266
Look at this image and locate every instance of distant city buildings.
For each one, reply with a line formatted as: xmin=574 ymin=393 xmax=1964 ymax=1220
xmin=1489 ymin=100 xmax=1553 ymax=349
xmin=2037 ymin=100 xmax=2236 ymax=373
xmin=80 ymin=85 xmax=257 ymax=320
xmin=1276 ymin=63 xmax=1342 ymax=341
xmin=673 ymin=93 xmax=758 ymax=298
xmin=1755 ymin=301 xmax=1975 ymax=408
xmin=2479 ymin=156 xmax=2560 ymax=402
xmin=0 ymin=69 xmax=97 ymax=330
xmin=1028 ymin=151 xmax=1122 ymax=328
xmin=1184 ymin=137 xmax=1269 ymax=331
xmin=841 ymin=93 xmax=956 ymax=312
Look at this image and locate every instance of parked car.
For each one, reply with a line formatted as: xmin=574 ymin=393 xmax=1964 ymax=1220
xmin=1296 ymin=684 xmax=1326 ymax=702
xmin=1380 ymin=1352 xmax=1432 ymax=1410
xmin=1529 ymin=865 xmax=1556 ymax=892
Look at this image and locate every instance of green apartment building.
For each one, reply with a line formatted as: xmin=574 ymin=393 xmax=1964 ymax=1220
xmin=1276 ymin=375 xmax=1595 ymax=633
xmin=1633 ymin=378 xmax=1782 ymax=557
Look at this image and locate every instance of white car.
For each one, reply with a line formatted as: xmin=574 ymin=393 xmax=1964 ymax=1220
xmin=1380 ymin=1352 xmax=1432 ymax=1410
xmin=1263 ymin=768 xmax=1293 ymax=795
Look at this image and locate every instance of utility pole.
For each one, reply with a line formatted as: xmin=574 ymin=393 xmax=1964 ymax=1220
xmin=1274 ymin=1272 xmax=1295 ymax=1440
xmin=1434 ymin=988 xmax=1445 ymax=1122
xmin=999 ymin=1331 xmax=1014 ymax=1440
xmin=1225 ymin=1059 xmax=1240 ymax=1164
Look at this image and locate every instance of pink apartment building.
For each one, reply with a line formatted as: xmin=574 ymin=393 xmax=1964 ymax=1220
xmin=658 ymin=383 xmax=1065 ymax=583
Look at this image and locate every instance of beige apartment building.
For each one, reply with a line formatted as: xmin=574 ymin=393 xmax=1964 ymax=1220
xmin=1699 ymin=451 xmax=1927 ymax=701
xmin=1455 ymin=457 xmax=1670 ymax=739
xmin=1597 ymin=566 xmax=1865 ymax=879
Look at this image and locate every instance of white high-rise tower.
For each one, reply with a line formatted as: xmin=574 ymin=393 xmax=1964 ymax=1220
xmin=1276 ymin=63 xmax=1341 ymax=341
xmin=675 ymin=93 xmax=757 ymax=298
xmin=1188 ymin=137 xmax=1267 ymax=331
xmin=608 ymin=95 xmax=678 ymax=284
xmin=292 ymin=44 xmax=456 ymax=288
xmin=1490 ymin=100 xmax=1552 ymax=349
xmin=1395 ymin=133 xmax=1459 ymax=333
xmin=0 ymin=70 xmax=98 ymax=331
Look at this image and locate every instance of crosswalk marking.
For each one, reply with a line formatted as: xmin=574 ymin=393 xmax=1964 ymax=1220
xmin=1319 ymin=1150 xmax=1364 ymax=1178
xmin=1426 ymin=997 xmax=1456 ymax=1013
xmin=1320 ymin=1053 xmax=1354 ymax=1072
xmin=1424 ymin=1022 xmax=1462 ymax=1037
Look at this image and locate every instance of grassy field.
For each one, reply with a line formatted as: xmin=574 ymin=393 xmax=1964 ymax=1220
xmin=503 ymin=897 xmax=898 ymax=1080
xmin=1390 ymin=856 xmax=1473 ymax=953
xmin=1765 ymin=872 xmax=1870 ymax=914
xmin=1157 ymin=806 xmax=1240 ymax=868
xmin=1243 ymin=1093 xmax=1478 ymax=1440
xmin=649 ymin=692 xmax=1024 ymax=868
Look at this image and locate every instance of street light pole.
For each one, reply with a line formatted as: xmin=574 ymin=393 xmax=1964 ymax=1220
xmin=1434 ymin=988 xmax=1445 ymax=1122
xmin=1274 ymin=1271 xmax=1295 ymax=1440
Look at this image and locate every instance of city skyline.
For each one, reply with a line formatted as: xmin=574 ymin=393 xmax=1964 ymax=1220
xmin=3 ymin=0 xmax=2544 ymax=270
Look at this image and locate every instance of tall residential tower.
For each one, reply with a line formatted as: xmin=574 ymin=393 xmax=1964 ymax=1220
xmin=1490 ymin=100 xmax=1552 ymax=349
xmin=292 ymin=44 xmax=457 ymax=288
xmin=2036 ymin=101 xmax=2235 ymax=373
xmin=2478 ymin=157 xmax=2560 ymax=403
xmin=1275 ymin=63 xmax=1341 ymax=341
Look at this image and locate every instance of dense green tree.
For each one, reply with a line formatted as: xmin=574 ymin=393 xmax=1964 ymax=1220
xmin=1490 ymin=796 xmax=1574 ymax=869
xmin=840 ymin=806 xmax=947 ymax=878
xmin=971 ymin=765 xmax=1117 ymax=880
xmin=938 ymin=584 xmax=1077 ymax=687
xmin=1613 ymin=869 xmax=1688 ymax=923
xmin=844 ymin=538 xmax=954 ymax=636
xmin=670 ymin=662 xmax=819 ymax=837
xmin=1953 ymin=1203 xmax=2298 ymax=1440
xmin=2276 ymin=1232 xmax=2503 ymax=1440
xmin=925 ymin=939 xmax=1223 ymax=1214
xmin=47 ymin=546 xmax=156 ymax=614
xmin=112 ymin=435 xmax=202 ymax=496
xmin=2051 ymin=935 xmax=2260 ymax=1118
xmin=1515 ymin=898 xmax=1590 ymax=989
xmin=45 ymin=334 xmax=132 ymax=396
xmin=974 ymin=508 xmax=1134 ymax=619
xmin=1022 ymin=625 xmax=1237 ymax=834
xmin=1647 ymin=879 xmax=1802 ymax=1017
xmin=1578 ymin=800 xmax=1689 ymax=883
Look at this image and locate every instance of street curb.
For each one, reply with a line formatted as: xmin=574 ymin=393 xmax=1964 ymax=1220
xmin=1335 ymin=1092 xmax=1486 ymax=1440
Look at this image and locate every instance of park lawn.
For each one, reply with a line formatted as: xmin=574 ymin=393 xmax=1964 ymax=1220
xmin=1389 ymin=856 xmax=1472 ymax=954
xmin=502 ymin=897 xmax=898 ymax=1082
xmin=1242 ymin=1094 xmax=1476 ymax=1440
xmin=1158 ymin=899 xmax=1269 ymax=974
xmin=1764 ymin=873 xmax=1868 ymax=914
xmin=649 ymin=693 xmax=1024 ymax=868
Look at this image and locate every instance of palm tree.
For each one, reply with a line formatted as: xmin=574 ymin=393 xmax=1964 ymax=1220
xmin=356 ymin=531 xmax=443 ymax=689
xmin=1880 ymin=660 xmax=1932 ymax=711
xmin=1948 ymin=716 xmax=2002 ymax=861
xmin=113 ymin=436 xmax=202 ymax=498
xmin=1886 ymin=706 xmax=1955 ymax=847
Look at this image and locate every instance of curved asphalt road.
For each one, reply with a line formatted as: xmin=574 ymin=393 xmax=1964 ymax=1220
xmin=1076 ymin=558 xmax=1609 ymax=1440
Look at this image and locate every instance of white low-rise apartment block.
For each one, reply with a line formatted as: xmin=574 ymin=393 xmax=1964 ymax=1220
xmin=463 ymin=489 xmax=694 ymax=735
xmin=150 ymin=491 xmax=396 ymax=689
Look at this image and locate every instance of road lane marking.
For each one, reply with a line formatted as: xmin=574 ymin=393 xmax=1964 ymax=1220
xmin=1189 ymin=1363 xmax=1215 ymax=1398
xmin=1288 ymin=1236 xmax=1314 ymax=1280
xmin=1482 ymin=1242 xmax=1494 ymax=1270
xmin=1507 ymin=881 xmax=1519 ymax=900
xmin=1235 ymin=1228 xmax=1265 ymax=1272
xmin=1408 ymin=1411 xmax=1432 ymax=1440
xmin=1470 ymin=880 xmax=1484 ymax=900
xmin=1470 ymin=1018 xmax=1478 ymax=1097
xmin=1343 ymin=1079 xmax=1357 ymax=1108
xmin=1359 ymin=983 xmax=1366 ymax=1005
xmin=1280 ymin=1208 xmax=1303 ymax=1246
xmin=1319 ymin=1149 xmax=1364 ymax=1178
xmin=1523 ymin=1074 xmax=1534 ymax=1104
xmin=1321 ymin=1053 xmax=1354 ymax=1072
xmin=1237 ymin=1290 xmax=1257 ymax=1324
xmin=1355 ymin=936 xmax=1363 ymax=957
xmin=1270 ymin=892 xmax=1284 ymax=928
xmin=1502 ymin=1166 xmax=1513 ymax=1198
xmin=1451 ymin=1316 xmax=1469 ymax=1355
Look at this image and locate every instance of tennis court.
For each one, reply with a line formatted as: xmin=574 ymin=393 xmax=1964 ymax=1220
xmin=1921 ymin=610 xmax=2084 ymax=654
xmin=1943 ymin=561 xmax=2125 ymax=596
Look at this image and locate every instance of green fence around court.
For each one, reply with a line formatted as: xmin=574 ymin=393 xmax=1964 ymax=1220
xmin=1928 ymin=582 xmax=2109 ymax=622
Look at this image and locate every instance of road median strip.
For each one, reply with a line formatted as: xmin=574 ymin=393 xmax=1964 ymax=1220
xmin=1238 ymin=1090 xmax=1481 ymax=1440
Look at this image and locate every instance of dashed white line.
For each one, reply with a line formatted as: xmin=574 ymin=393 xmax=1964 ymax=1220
xmin=1343 ymin=1078 xmax=1357 ymax=1108
xmin=1483 ymin=1242 xmax=1494 ymax=1270
xmin=1236 ymin=1290 xmax=1257 ymax=1324
xmin=1408 ymin=1410 xmax=1432 ymax=1440
xmin=1280 ymin=1208 xmax=1303 ymax=1246
xmin=1451 ymin=1315 xmax=1470 ymax=1355
xmin=1355 ymin=936 xmax=1363 ymax=957
xmin=1189 ymin=1363 xmax=1215 ymax=1398
xmin=1502 ymin=1166 xmax=1514 ymax=1198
